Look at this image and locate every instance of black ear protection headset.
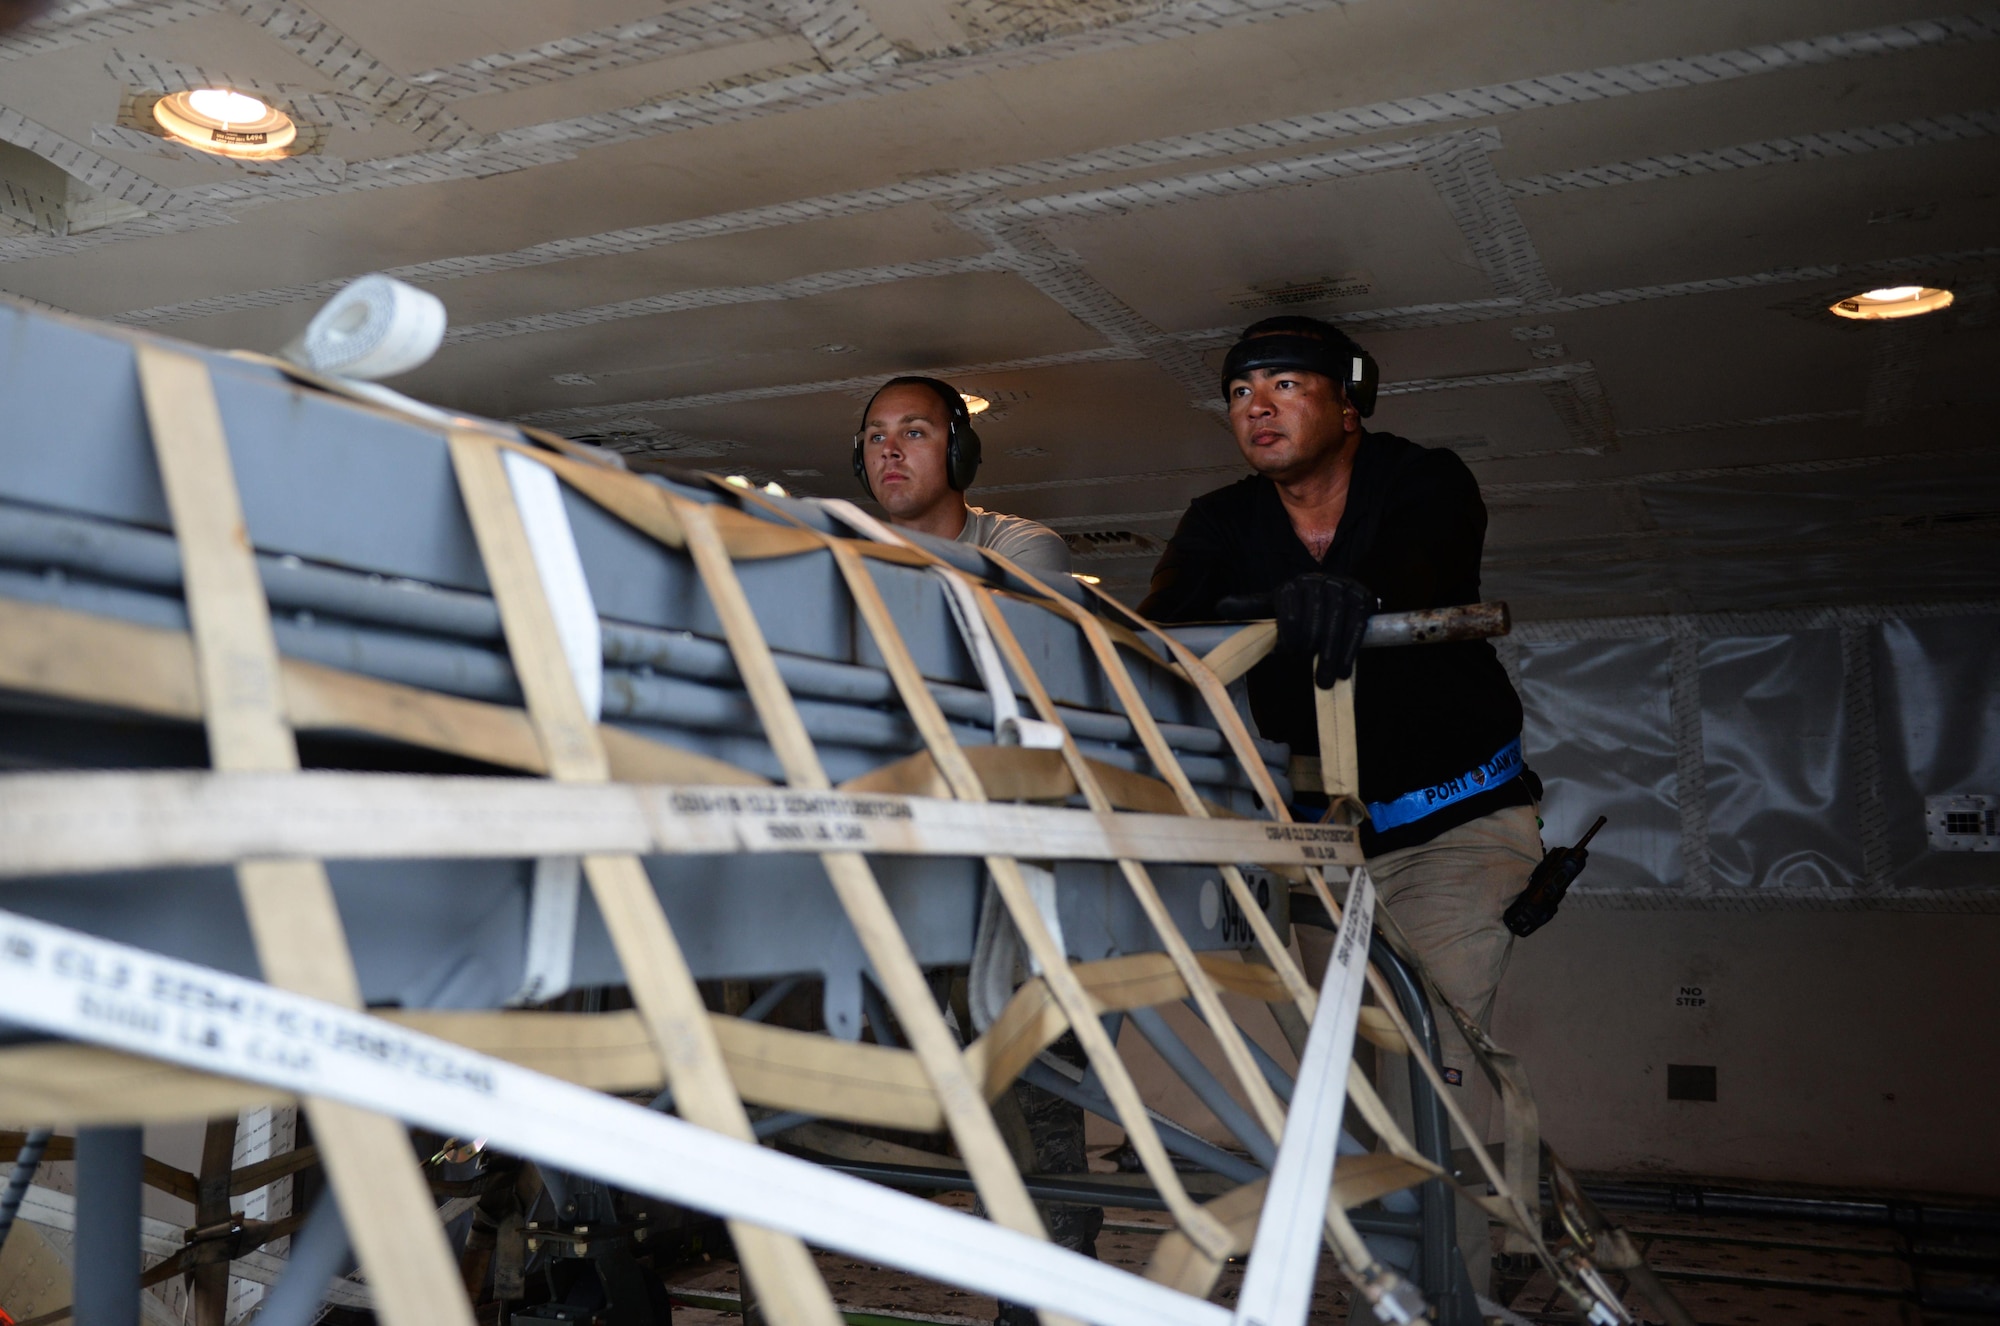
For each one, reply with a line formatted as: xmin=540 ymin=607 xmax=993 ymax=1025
xmin=1219 ymin=317 xmax=1379 ymax=417
xmin=853 ymin=375 xmax=983 ymax=499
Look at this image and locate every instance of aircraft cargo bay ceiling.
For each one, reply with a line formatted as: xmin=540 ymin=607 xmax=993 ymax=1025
xmin=1 ymin=0 xmax=1995 ymax=619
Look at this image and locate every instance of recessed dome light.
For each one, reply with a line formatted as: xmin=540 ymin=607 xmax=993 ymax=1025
xmin=962 ymin=393 xmax=991 ymax=415
xmin=187 ymin=88 xmax=270 ymax=123
xmin=1830 ymin=285 xmax=1953 ymax=321
xmin=153 ymin=88 xmax=297 ymax=159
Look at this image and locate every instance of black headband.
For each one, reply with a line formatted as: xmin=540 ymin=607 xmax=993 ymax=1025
xmin=1219 ymin=332 xmax=1378 ymax=416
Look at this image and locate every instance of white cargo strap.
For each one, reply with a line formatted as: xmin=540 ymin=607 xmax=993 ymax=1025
xmin=512 ymin=855 xmax=581 ymax=1007
xmin=933 ymin=569 xmax=1065 ymax=1033
xmin=817 ymin=500 xmax=1063 ymax=751
xmin=500 ymin=451 xmax=599 ymax=1007
xmin=1233 ymin=870 xmax=1416 ymax=1326
xmin=933 ymin=570 xmax=1066 ymax=751
xmin=0 ymin=909 xmax=1227 ymax=1326
xmin=818 ymin=499 xmax=1066 ymax=1024
xmin=969 ymin=861 xmax=1064 ymax=1032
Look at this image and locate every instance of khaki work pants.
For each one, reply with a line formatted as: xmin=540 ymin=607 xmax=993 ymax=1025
xmin=1297 ymin=802 xmax=1542 ymax=1298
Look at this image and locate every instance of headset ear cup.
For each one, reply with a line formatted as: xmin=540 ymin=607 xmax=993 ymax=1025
xmin=1352 ymin=352 xmax=1380 ymax=418
xmin=853 ymin=435 xmax=874 ymax=499
xmin=949 ymin=422 xmax=982 ymax=490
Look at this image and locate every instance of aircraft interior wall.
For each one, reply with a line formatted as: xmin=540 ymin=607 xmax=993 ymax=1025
xmin=1499 ymin=908 xmax=1998 ymax=1197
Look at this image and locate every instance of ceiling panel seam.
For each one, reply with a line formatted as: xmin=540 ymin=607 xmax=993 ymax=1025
xmin=0 ymin=107 xmax=174 ymax=209
xmin=439 ymin=253 xmax=1016 ymax=344
xmin=1615 ymin=409 xmax=1864 ymax=440
xmin=1486 ymin=526 xmax=1961 ymax=573
xmin=427 ymin=7 xmax=2000 ymax=167
xmin=1153 ymin=243 xmax=2000 ymax=347
xmin=110 ymin=126 xmax=1492 ymax=325
xmin=521 ymin=345 xmax=1144 ymax=422
xmin=0 ymin=0 xmax=1345 ymax=264
xmin=187 ymin=105 xmax=1990 ymax=356
xmin=1538 ymin=366 xmax=1617 ymax=452
xmin=1507 ymin=108 xmax=2000 ymax=196
xmin=1484 ymin=445 xmax=1993 ymax=497
xmin=225 ymin=0 xmax=483 ymax=145
xmin=941 ymin=195 xmax=1231 ymax=403
xmin=1416 ymin=133 xmax=1553 ymax=301
xmin=967 ymin=128 xmax=1481 ymax=222
xmin=102 ymin=47 xmax=379 ymax=126
xmin=507 ymin=243 xmax=2000 ymax=427
xmin=0 ymin=0 xmax=219 ymax=65
xmin=2 ymin=7 xmax=1984 ymax=271
xmin=87 ymin=121 xmax=352 ymax=187
xmin=406 ymin=1 xmax=791 ymax=99
xmin=86 ymin=89 xmax=1991 ymax=328
xmin=59 ymin=121 xmax=1997 ymax=327
xmin=767 ymin=0 xmax=899 ymax=69
xmin=428 ymin=127 xmax=1485 ymax=352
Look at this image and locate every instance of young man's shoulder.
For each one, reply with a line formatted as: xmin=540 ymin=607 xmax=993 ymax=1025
xmin=963 ymin=504 xmax=1057 ymax=541
xmin=962 ymin=505 xmax=1072 ymax=574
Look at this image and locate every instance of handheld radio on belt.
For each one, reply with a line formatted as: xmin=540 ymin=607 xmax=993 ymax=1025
xmin=1504 ymin=814 xmax=1607 ymax=938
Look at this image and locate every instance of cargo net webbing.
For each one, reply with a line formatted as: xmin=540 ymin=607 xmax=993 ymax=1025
xmin=0 ymin=347 xmax=1681 ymax=1326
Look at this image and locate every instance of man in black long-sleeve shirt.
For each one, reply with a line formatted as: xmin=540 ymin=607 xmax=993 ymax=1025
xmin=1142 ymin=316 xmax=1539 ymax=1291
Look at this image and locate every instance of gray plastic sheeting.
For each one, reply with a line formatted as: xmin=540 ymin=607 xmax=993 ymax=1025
xmin=1518 ymin=637 xmax=1682 ymax=890
xmin=1699 ymin=631 xmax=1863 ymax=894
xmin=1513 ymin=609 xmax=2000 ymax=905
xmin=1877 ymin=615 xmax=2000 ymax=893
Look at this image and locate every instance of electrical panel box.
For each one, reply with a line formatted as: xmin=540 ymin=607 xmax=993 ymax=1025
xmin=1926 ymin=795 xmax=2000 ymax=852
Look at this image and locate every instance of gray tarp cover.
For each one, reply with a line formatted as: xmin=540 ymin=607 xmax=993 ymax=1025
xmin=1513 ymin=609 xmax=2000 ymax=905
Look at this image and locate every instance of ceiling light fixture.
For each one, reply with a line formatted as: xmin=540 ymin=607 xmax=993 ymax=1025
xmin=1071 ymin=573 xmax=1102 ymax=584
xmin=1829 ymin=285 xmax=1953 ymax=321
xmin=153 ymin=88 xmax=296 ymax=159
xmin=961 ymin=394 xmax=992 ymax=415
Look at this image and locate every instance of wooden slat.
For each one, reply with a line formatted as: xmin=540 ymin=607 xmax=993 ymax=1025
xmin=445 ymin=432 xmax=840 ymax=1326
xmin=984 ymin=559 xmax=1299 ymax=1146
xmin=136 ymin=343 xmax=474 ymax=1326
xmin=192 ymin=1115 xmax=237 ymax=1326
xmin=1195 ymin=620 xmax=1277 ymax=688
xmin=967 ymin=581 xmax=1284 ymax=1261
xmin=840 ymin=744 xmax=1240 ymax=820
xmin=1083 ymin=581 xmax=1353 ymax=977
xmin=1143 ymin=1152 xmax=1436 ymax=1295
xmin=0 ymin=596 xmax=768 ymax=788
xmin=823 ymin=540 xmax=1232 ymax=1262
xmin=960 ymin=953 xmax=1291 ymax=1103
xmin=676 ymin=503 xmax=1058 ymax=1256
xmin=0 ymin=1132 xmax=197 ymax=1204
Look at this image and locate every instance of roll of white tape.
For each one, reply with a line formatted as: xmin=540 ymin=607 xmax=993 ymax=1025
xmin=282 ymin=275 xmax=447 ymax=381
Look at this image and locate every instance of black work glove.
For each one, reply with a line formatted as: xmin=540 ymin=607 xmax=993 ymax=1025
xmin=1274 ymin=572 xmax=1375 ymax=687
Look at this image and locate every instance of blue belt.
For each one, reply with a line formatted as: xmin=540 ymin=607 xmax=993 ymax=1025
xmin=1365 ymin=737 xmax=1525 ymax=831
